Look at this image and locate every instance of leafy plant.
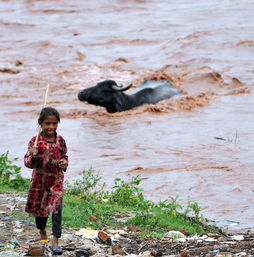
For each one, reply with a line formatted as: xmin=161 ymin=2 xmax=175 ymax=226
xmin=0 ymin=151 xmax=30 ymax=190
xmin=109 ymin=175 xmax=148 ymax=207
xmin=0 ymin=151 xmax=21 ymax=183
xmin=158 ymin=195 xmax=183 ymax=216
xmin=65 ymin=167 xmax=105 ymax=201
xmin=8 ymin=174 xmax=30 ymax=191
xmin=187 ymin=199 xmax=203 ymax=220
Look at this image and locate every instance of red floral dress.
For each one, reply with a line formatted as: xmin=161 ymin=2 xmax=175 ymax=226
xmin=24 ymin=133 xmax=68 ymax=217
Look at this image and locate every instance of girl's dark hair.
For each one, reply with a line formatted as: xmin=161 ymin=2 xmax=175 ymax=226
xmin=38 ymin=107 xmax=60 ymax=124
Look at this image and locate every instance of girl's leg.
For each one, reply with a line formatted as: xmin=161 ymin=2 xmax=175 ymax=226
xmin=52 ymin=203 xmax=62 ymax=248
xmin=35 ymin=217 xmax=48 ymax=240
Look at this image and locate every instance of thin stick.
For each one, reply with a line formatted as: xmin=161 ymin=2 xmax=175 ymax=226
xmin=34 ymin=84 xmax=50 ymax=147
xmin=43 ymin=84 xmax=50 ymax=107
xmin=234 ymin=129 xmax=238 ymax=144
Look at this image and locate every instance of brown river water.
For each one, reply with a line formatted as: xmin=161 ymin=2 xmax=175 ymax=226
xmin=1 ymin=0 xmax=254 ymax=232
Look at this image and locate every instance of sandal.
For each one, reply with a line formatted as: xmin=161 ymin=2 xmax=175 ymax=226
xmin=51 ymin=246 xmax=63 ymax=255
xmin=40 ymin=239 xmax=49 ymax=244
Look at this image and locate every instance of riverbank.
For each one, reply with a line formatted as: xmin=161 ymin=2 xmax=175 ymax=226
xmin=1 ymin=191 xmax=254 ymax=257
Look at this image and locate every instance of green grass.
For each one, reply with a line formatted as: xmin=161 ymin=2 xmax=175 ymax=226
xmin=63 ymin=194 xmax=129 ymax=228
xmin=0 ymin=151 xmax=224 ymax=237
xmin=62 ymin=192 xmax=222 ymax=236
xmin=10 ymin=193 xmax=215 ymax=236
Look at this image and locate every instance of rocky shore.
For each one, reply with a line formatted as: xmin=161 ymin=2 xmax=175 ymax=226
xmin=0 ymin=192 xmax=253 ymax=257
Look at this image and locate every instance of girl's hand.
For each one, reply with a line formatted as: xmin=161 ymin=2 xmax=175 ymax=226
xmin=58 ymin=159 xmax=67 ymax=170
xmin=30 ymin=146 xmax=38 ymax=157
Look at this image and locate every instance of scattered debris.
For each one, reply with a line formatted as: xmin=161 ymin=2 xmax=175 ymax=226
xmin=27 ymin=243 xmax=45 ymax=256
xmin=164 ymin=230 xmax=186 ymax=239
xmin=75 ymin=227 xmax=99 ymax=239
xmin=1 ymin=192 xmax=254 ymax=257
xmin=0 ymin=68 xmax=20 ymax=74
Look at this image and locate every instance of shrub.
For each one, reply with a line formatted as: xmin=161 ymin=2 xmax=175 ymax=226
xmin=0 ymin=151 xmax=30 ymax=191
xmin=65 ymin=167 xmax=105 ymax=201
xmin=108 ymin=175 xmax=152 ymax=209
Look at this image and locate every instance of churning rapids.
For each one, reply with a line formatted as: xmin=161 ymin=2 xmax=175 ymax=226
xmin=1 ymin=0 xmax=254 ymax=232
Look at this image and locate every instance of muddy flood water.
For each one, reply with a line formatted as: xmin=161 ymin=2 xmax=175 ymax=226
xmin=1 ymin=0 xmax=254 ymax=232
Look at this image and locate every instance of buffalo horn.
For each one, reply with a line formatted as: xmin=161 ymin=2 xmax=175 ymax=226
xmin=112 ymin=83 xmax=132 ymax=91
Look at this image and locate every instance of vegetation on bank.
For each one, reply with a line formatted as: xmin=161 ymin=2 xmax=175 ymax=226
xmin=0 ymin=151 xmax=30 ymax=191
xmin=0 ymin=151 xmax=223 ymax=237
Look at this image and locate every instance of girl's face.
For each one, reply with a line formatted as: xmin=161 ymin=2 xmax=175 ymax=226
xmin=40 ymin=115 xmax=58 ymax=138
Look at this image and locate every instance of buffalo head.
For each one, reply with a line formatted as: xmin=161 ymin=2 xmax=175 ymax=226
xmin=78 ymin=80 xmax=132 ymax=113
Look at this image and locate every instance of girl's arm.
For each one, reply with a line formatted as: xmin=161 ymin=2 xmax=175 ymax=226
xmin=58 ymin=138 xmax=68 ymax=172
xmin=24 ymin=139 xmax=37 ymax=169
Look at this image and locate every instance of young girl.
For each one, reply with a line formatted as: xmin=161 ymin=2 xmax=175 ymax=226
xmin=24 ymin=106 xmax=68 ymax=255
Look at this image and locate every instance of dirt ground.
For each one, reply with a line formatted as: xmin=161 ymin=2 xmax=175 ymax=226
xmin=0 ymin=191 xmax=254 ymax=257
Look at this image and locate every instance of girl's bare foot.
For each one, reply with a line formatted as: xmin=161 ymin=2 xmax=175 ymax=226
xmin=39 ymin=229 xmax=48 ymax=241
xmin=52 ymin=236 xmax=59 ymax=248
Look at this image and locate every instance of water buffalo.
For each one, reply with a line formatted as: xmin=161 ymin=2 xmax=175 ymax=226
xmin=78 ymin=79 xmax=182 ymax=113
